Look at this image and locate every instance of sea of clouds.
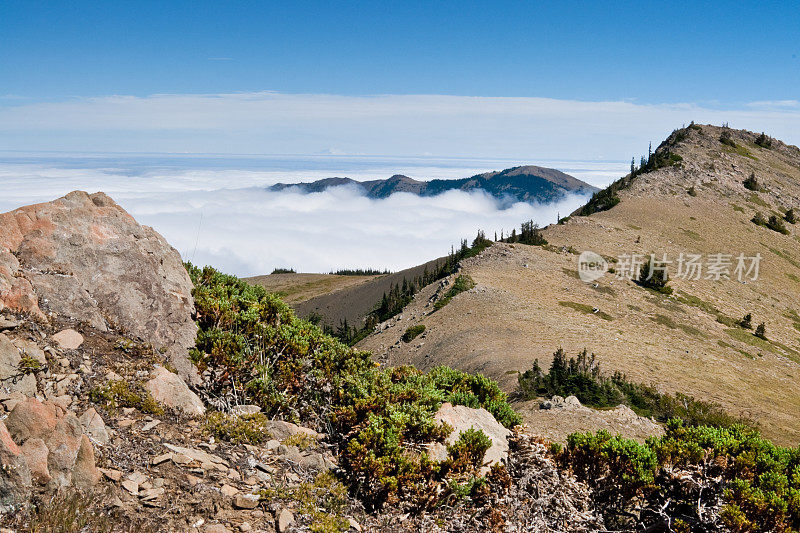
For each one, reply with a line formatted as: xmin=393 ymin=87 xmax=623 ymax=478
xmin=0 ymin=155 xmax=626 ymax=276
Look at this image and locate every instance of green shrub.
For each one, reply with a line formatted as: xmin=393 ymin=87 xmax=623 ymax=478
xmin=260 ymin=472 xmax=351 ymax=533
xmin=564 ymin=421 xmax=800 ymax=531
xmin=333 ymin=364 xmax=519 ymax=508
xmin=580 ymin=190 xmax=621 ymax=216
xmin=744 ymin=173 xmax=763 ymax=192
xmin=187 ymin=264 xmax=520 ymax=510
xmin=519 ymin=349 xmax=750 ymax=429
xmin=18 ymin=355 xmax=42 ymax=374
xmin=566 ymin=429 xmax=658 ymax=497
xmin=204 ymin=411 xmax=272 ymax=445
xmin=426 ymin=366 xmax=521 ymax=429
xmin=755 ymin=132 xmax=773 ymax=148
xmin=282 ymin=432 xmax=318 ymax=451
xmin=752 ymin=211 xmax=768 ymax=226
xmin=89 ymin=380 xmax=164 ymax=415
xmin=768 ymin=215 xmax=791 ymax=235
xmin=518 ymin=349 xmax=622 ymax=408
xmin=501 ymin=220 xmax=547 ymax=245
xmin=786 ymin=209 xmax=798 ymax=224
xmin=687 ymin=186 xmax=698 ymax=197
xmin=740 ymin=313 xmax=753 ymax=329
xmin=755 ymin=322 xmax=767 ymax=340
xmin=187 ymin=263 xmax=374 ymax=424
xmin=271 ymin=267 xmax=296 ymax=274
xmin=402 ymin=325 xmax=425 ymax=342
xmin=434 ymin=275 xmax=475 ymax=311
xmin=446 ymin=428 xmax=492 ymax=472
xmin=446 ymin=475 xmax=488 ymax=500
xmin=638 ymin=257 xmax=673 ymax=295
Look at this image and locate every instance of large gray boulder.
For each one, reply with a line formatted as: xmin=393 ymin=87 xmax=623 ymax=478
xmin=428 ymin=402 xmax=512 ymax=474
xmin=0 ymin=191 xmax=198 ymax=383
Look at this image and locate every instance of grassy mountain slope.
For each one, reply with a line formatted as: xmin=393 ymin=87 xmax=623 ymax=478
xmin=245 ymin=272 xmax=379 ymax=304
xmin=359 ymin=124 xmax=800 ymax=444
xmin=289 ymin=256 xmax=447 ymax=329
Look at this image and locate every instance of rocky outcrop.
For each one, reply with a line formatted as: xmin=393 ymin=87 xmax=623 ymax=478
xmin=0 ymin=333 xmax=37 ymax=396
xmin=261 ymin=419 xmax=321 ymax=441
xmin=0 ymin=191 xmax=197 ymax=383
xmin=0 ymin=420 xmax=31 ymax=510
xmin=144 ymin=366 xmax=205 ymax=417
xmin=429 ymin=402 xmax=511 ymax=473
xmin=515 ymin=395 xmax=664 ymax=444
xmin=0 ymin=397 xmax=101 ymax=510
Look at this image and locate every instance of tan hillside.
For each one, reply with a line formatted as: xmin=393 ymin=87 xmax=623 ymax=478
xmin=245 ymin=272 xmax=378 ymax=304
xmin=287 ymin=257 xmax=447 ymax=328
xmin=359 ymin=124 xmax=800 ymax=445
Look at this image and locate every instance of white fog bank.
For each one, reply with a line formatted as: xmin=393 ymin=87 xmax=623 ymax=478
xmin=0 ymin=156 xmax=620 ymax=276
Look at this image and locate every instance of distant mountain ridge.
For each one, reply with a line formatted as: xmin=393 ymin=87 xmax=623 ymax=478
xmin=270 ymin=165 xmax=599 ymax=204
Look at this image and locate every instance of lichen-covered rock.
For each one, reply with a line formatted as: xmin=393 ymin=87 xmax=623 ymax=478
xmin=0 ymin=191 xmax=197 ymax=383
xmin=79 ymin=407 xmax=109 ymax=446
xmin=72 ymin=434 xmax=101 ymax=488
xmin=262 ymin=420 xmax=321 ymax=441
xmin=4 ymin=397 xmax=60 ymax=443
xmin=11 ymin=338 xmax=46 ymax=366
xmin=20 ymin=438 xmax=50 ymax=484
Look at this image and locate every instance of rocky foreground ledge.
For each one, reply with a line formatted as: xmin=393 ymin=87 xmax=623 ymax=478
xmin=0 ymin=192 xmax=601 ymax=532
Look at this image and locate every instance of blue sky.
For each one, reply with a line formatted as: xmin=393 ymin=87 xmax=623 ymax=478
xmin=1 ymin=1 xmax=798 ymax=157
xmin=2 ymin=1 xmax=798 ymax=103
xmin=1 ymin=2 xmax=799 ymax=273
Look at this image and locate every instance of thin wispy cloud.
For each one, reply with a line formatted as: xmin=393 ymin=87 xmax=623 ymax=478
xmin=745 ymin=100 xmax=800 ymax=110
xmin=2 ymin=91 xmax=797 ymax=275
xmin=1 ymin=92 xmax=798 ymax=159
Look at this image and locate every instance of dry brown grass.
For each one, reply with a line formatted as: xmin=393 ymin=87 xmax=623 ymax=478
xmin=360 ymin=125 xmax=800 ymax=445
xmin=244 ymin=272 xmax=377 ymax=303
xmin=10 ymin=489 xmax=140 ymax=533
